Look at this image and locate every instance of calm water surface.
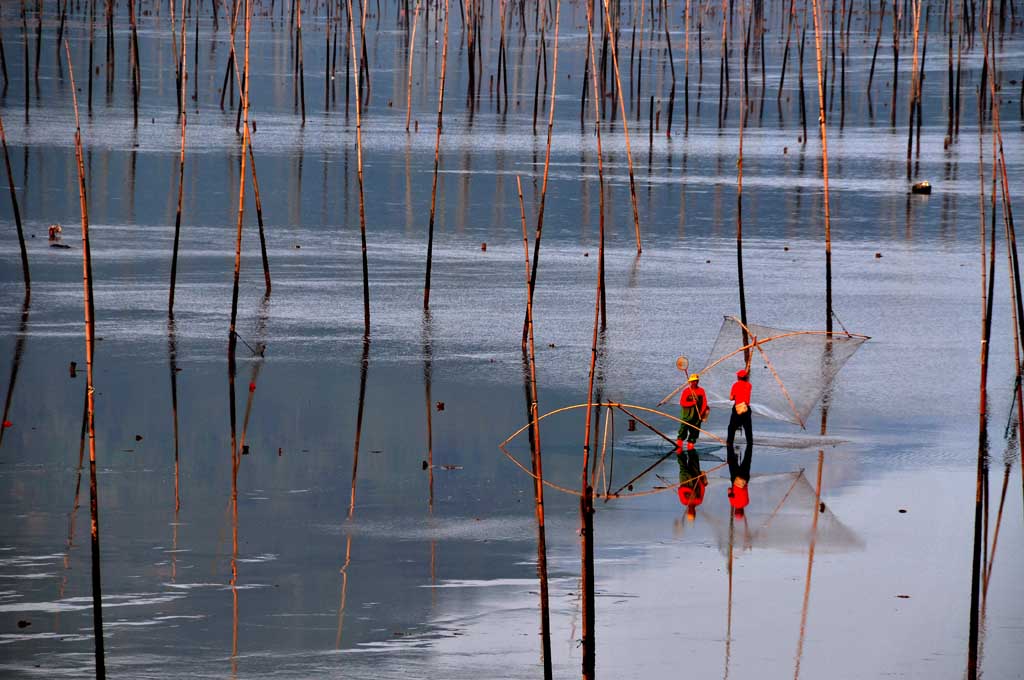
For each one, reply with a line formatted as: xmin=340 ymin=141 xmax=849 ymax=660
xmin=0 ymin=1 xmax=1023 ymax=677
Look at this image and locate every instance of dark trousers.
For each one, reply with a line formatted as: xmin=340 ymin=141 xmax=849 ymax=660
xmin=726 ymin=408 xmax=753 ymax=481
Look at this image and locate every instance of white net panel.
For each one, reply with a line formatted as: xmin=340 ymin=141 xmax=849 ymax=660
xmin=703 ymin=471 xmax=864 ymax=558
xmin=698 ymin=317 xmax=868 ymax=427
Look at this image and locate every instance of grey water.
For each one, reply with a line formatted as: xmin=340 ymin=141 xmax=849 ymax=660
xmin=1 ymin=0 xmax=1023 ymax=677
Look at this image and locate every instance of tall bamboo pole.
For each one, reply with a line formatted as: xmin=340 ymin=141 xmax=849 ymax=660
xmin=585 ymin=0 xmax=608 ymax=326
xmin=65 ymin=39 xmax=104 ymax=680
xmin=423 ymin=0 xmax=450 ymax=310
xmin=349 ymin=0 xmax=371 ymax=332
xmin=0 ymin=116 xmax=29 ymax=291
xmin=810 ymin=0 xmax=834 ymax=334
xmin=521 ymin=0 xmax=562 ymax=345
xmin=406 ymin=0 xmax=422 ymax=131
xmin=229 ymin=0 xmax=254 ymax=354
xmin=169 ymin=0 xmax=189 ymax=313
xmin=516 ymin=176 xmax=553 ymax=680
xmin=600 ymin=0 xmax=642 ymax=253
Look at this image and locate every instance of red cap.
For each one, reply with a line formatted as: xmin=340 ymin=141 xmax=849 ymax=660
xmin=727 ymin=484 xmax=749 ymax=509
xmin=736 ymin=369 xmax=749 ymax=379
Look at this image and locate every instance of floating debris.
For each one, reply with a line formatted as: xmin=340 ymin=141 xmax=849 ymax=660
xmin=911 ymin=180 xmax=931 ymax=195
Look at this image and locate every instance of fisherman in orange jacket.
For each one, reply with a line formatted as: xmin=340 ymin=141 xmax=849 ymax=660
xmin=675 ymin=373 xmax=709 ymax=453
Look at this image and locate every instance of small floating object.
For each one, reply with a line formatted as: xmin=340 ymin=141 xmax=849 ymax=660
xmin=2 ymin=420 xmax=12 ymax=428
xmin=480 ymin=242 xmax=487 ymax=251
xmin=435 ymin=401 xmax=445 ymax=411
xmin=50 ymin=243 xmax=71 ymax=249
xmin=69 ymin=361 xmax=77 ymax=378
xmin=249 ymin=381 xmax=256 ymax=392
xmin=875 ymin=252 xmax=883 ymax=258
xmin=421 ymin=460 xmax=428 ymax=470
xmin=441 ymin=464 xmax=462 ymax=471
xmin=17 ymin=620 xmax=30 ymax=629
xmin=911 ymin=180 xmax=932 ymax=195
xmin=242 ymin=445 xmax=250 ymax=455
xmin=898 ymin=508 xmax=907 ymax=513
xmin=135 ymin=434 xmax=143 ymax=441
xmin=896 ymin=594 xmax=911 ymax=599
xmin=627 ymin=419 xmax=636 ymax=431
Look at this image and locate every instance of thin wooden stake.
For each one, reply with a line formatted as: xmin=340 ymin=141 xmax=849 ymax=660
xmin=65 ymin=39 xmax=104 ymax=680
xmin=0 ymin=116 xmax=29 ymax=291
xmin=423 ymin=0 xmax=451 ymax=310
xmin=809 ymin=0 xmax=834 ymax=334
xmin=516 ymin=176 xmax=554 ymax=680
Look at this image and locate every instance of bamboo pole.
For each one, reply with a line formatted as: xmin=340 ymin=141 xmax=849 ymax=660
xmin=516 ymin=176 xmax=554 ymax=680
xmin=0 ymin=116 xmax=29 ymax=291
xmin=809 ymin=0 xmax=834 ymax=334
xmin=584 ymin=0 xmax=608 ymax=327
xmin=684 ymin=0 xmax=691 ymax=132
xmin=906 ymin=0 xmax=922 ymax=177
xmin=521 ymin=0 xmax=561 ymax=346
xmin=65 ymin=39 xmax=105 ymax=680
xmin=169 ymin=0 xmax=189 ymax=313
xmin=737 ymin=0 xmax=749 ymax=347
xmin=423 ymin=0 xmax=450 ymax=310
xmin=405 ymin=0 xmax=422 ymax=131
xmin=297 ymin=0 xmax=306 ymax=124
xmin=867 ymin=0 xmax=886 ymax=96
xmin=799 ymin=26 xmax=807 ymax=143
xmin=128 ymin=0 xmax=141 ymax=128
xmin=600 ymin=0 xmax=642 ymax=253
xmin=349 ymin=0 xmax=371 ymax=332
xmin=228 ymin=0 xmax=254 ymax=354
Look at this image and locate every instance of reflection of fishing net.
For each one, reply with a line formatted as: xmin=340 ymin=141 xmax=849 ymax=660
xmin=704 ymin=471 xmax=863 ymax=557
xmin=699 ymin=317 xmax=869 ymax=427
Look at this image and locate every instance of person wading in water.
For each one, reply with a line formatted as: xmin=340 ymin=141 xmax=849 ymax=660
xmin=675 ymin=374 xmax=709 ymax=453
xmin=726 ymin=369 xmax=752 ymax=517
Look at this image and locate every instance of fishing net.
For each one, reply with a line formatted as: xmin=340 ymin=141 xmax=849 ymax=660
xmin=698 ymin=317 xmax=869 ymax=428
xmin=703 ymin=471 xmax=863 ymax=558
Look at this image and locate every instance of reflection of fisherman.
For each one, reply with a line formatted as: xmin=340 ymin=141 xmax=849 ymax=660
xmin=675 ymin=374 xmax=710 ymax=453
xmin=676 ymin=451 xmax=706 ymax=521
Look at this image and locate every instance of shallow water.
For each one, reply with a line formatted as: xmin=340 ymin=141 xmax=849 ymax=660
xmin=1 ymin=0 xmax=1023 ymax=678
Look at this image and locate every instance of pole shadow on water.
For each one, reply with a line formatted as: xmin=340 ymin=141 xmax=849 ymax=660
xmin=0 ymin=294 xmax=29 ymax=450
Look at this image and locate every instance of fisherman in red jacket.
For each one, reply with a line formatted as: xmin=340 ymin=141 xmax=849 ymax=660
xmin=675 ymin=374 xmax=710 ymax=453
xmin=726 ymin=368 xmax=753 ymax=517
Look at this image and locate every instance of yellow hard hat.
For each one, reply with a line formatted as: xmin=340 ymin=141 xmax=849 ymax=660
xmin=688 ymin=373 xmax=700 ymax=382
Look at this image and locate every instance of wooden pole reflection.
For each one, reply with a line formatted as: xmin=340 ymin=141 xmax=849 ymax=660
xmin=337 ymin=338 xmax=371 ymax=648
xmin=0 ymin=294 xmax=29 ymax=449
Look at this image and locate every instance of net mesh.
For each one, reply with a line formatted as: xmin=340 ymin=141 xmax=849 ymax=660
xmin=704 ymin=471 xmax=864 ymax=557
xmin=698 ymin=317 xmax=868 ymax=427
